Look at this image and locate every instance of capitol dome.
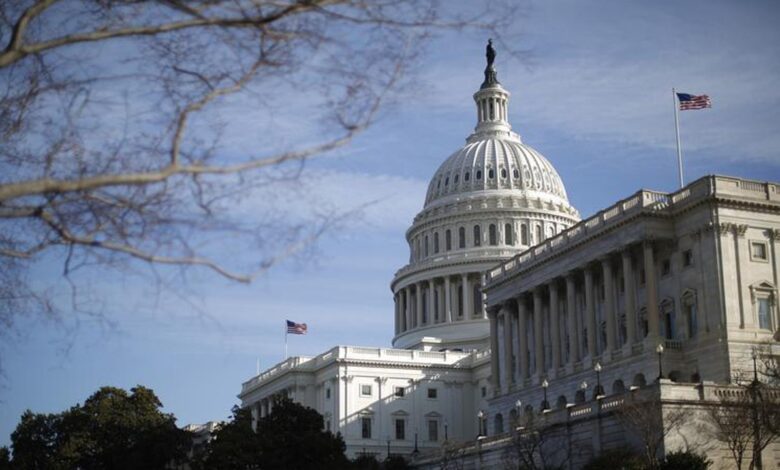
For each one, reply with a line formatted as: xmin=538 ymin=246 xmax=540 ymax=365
xmin=390 ymin=41 xmax=580 ymax=351
xmin=424 ymin=136 xmax=571 ymax=210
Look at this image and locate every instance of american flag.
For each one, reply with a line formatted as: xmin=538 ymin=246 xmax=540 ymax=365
xmin=286 ymin=320 xmax=307 ymax=335
xmin=677 ymin=93 xmax=711 ymax=111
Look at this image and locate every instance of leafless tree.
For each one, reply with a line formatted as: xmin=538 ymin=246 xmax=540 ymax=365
xmin=439 ymin=440 xmax=467 ymax=470
xmin=0 ymin=1 xmax=516 ymax=333
xmin=617 ymin=392 xmax=690 ymax=470
xmin=501 ymin=413 xmax=568 ymax=470
xmin=705 ymin=382 xmax=780 ymax=470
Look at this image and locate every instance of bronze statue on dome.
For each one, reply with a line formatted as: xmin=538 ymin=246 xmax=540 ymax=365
xmin=486 ymin=39 xmax=496 ymax=68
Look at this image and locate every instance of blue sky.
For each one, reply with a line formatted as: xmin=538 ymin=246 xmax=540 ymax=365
xmin=2 ymin=0 xmax=780 ymax=445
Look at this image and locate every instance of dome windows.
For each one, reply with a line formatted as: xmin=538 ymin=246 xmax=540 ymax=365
xmin=454 ymin=174 xmax=459 ymax=184
xmin=458 ymin=227 xmax=466 ymax=249
xmin=473 ymin=225 xmax=481 ymax=247
xmin=445 ymin=176 xmax=449 ymax=186
xmin=501 ymin=168 xmax=507 ymax=179
xmin=489 ymin=224 xmax=497 ymax=245
xmin=513 ymin=169 xmax=519 ymax=179
xmin=445 ymin=230 xmax=452 ymax=251
xmin=465 ymin=172 xmax=470 ymax=182
xmin=476 ymin=170 xmax=482 ymax=180
xmin=505 ymin=223 xmax=513 ymax=245
xmin=434 ymin=232 xmax=440 ymax=254
xmin=424 ymin=235 xmax=429 ymax=257
xmin=520 ymin=224 xmax=529 ymax=245
xmin=488 ymin=169 xmax=494 ymax=179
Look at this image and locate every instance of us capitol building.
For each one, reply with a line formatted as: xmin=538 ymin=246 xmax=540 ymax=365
xmin=238 ymin=44 xmax=780 ymax=468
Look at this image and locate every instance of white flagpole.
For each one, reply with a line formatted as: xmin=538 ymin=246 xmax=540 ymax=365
xmin=284 ymin=323 xmax=288 ymax=360
xmin=673 ymin=87 xmax=684 ymax=188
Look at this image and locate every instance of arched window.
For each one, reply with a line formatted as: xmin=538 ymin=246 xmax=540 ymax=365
xmin=473 ymin=225 xmax=481 ymax=247
xmin=454 ymin=174 xmax=459 ymax=184
xmin=458 ymin=227 xmax=466 ymax=249
xmin=489 ymin=224 xmax=497 ymax=246
xmin=501 ymin=168 xmax=507 ymax=178
xmin=445 ymin=230 xmax=452 ymax=251
xmin=535 ymin=225 xmax=543 ymax=244
xmin=556 ymin=395 xmax=568 ymax=410
xmin=444 ymin=176 xmax=449 ymax=186
xmin=415 ymin=238 xmax=420 ymax=261
xmin=422 ymin=292 xmax=428 ymax=324
xmin=513 ymin=169 xmax=519 ymax=179
xmin=437 ymin=178 xmax=441 ymax=189
xmin=434 ymin=232 xmax=440 ymax=254
xmin=520 ymin=224 xmax=528 ymax=245
xmin=505 ymin=224 xmax=513 ymax=245
xmin=476 ymin=170 xmax=482 ymax=180
xmin=488 ymin=168 xmax=495 ymax=179
xmin=660 ymin=299 xmax=676 ymax=339
xmin=424 ymin=235 xmax=429 ymax=257
xmin=612 ymin=379 xmax=626 ymax=394
xmin=509 ymin=408 xmax=518 ymax=426
xmin=457 ymin=287 xmax=464 ymax=317
xmin=574 ymin=390 xmax=585 ymax=404
xmin=494 ymin=413 xmax=504 ymax=434
xmin=633 ymin=373 xmax=647 ymax=388
xmin=465 ymin=172 xmax=470 ymax=182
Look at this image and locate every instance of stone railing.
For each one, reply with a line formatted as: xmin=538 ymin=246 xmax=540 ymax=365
xmin=486 ymin=175 xmax=780 ymax=285
xmin=240 ymin=345 xmax=475 ymax=394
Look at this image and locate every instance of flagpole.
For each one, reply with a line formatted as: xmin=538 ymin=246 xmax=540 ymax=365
xmin=284 ymin=323 xmax=288 ymax=360
xmin=673 ymin=87 xmax=684 ymax=188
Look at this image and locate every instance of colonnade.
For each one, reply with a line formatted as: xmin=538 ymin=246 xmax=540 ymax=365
xmin=490 ymin=241 xmax=663 ymax=393
xmin=394 ymin=273 xmax=485 ymax=335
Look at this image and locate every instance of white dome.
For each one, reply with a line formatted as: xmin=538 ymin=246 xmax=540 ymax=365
xmin=390 ymin=43 xmax=580 ymax=352
xmin=424 ymin=136 xmax=570 ymax=210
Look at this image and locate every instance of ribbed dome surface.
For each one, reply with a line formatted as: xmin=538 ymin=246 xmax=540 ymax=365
xmin=424 ymin=135 xmax=570 ymax=208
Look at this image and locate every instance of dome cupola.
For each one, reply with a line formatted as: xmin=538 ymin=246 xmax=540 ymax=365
xmin=390 ymin=41 xmax=580 ymax=352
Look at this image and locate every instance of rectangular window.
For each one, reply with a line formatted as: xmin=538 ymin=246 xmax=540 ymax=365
xmin=428 ymin=420 xmax=439 ymax=442
xmin=481 ymin=386 xmax=487 ymax=398
xmin=751 ymin=242 xmax=768 ymax=261
xmin=394 ymin=386 xmax=405 ymax=398
xmin=361 ymin=417 xmax=372 ymax=439
xmin=661 ymin=259 xmax=671 ymax=276
xmin=683 ymin=249 xmax=694 ymax=267
xmin=758 ymin=298 xmax=771 ymax=329
xmin=427 ymin=388 xmax=438 ymax=399
xmin=360 ymin=384 xmax=372 ymax=397
xmin=326 ymin=388 xmax=331 ymax=399
xmin=395 ymin=419 xmax=405 ymax=440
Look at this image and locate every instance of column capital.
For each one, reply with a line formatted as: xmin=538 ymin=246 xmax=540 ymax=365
xmin=486 ymin=306 xmax=501 ymax=318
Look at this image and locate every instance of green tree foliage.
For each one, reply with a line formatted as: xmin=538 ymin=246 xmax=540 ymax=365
xmin=199 ymin=396 xmax=350 ymax=469
xmin=0 ymin=447 xmax=11 ymax=470
xmin=9 ymin=386 xmax=190 ymax=469
xmin=659 ymin=450 xmax=711 ymax=470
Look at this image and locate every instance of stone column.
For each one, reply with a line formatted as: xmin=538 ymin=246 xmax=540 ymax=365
xmin=463 ymin=274 xmax=473 ymax=318
xmin=416 ymin=282 xmax=424 ymax=328
xmin=643 ymin=241 xmax=660 ymax=341
xmin=428 ymin=279 xmax=435 ymax=325
xmin=394 ymin=293 xmax=400 ymax=334
xmin=502 ymin=308 xmax=513 ymax=391
xmin=445 ymin=276 xmax=453 ymax=323
xmin=584 ymin=266 xmax=597 ymax=361
xmin=405 ymin=287 xmax=412 ymax=331
xmin=566 ymin=273 xmax=579 ymax=366
xmin=549 ymin=282 xmax=561 ymax=374
xmin=602 ymin=257 xmax=616 ymax=357
xmin=622 ymin=249 xmax=637 ymax=350
xmin=533 ymin=287 xmax=544 ymax=379
xmin=516 ymin=297 xmax=529 ymax=382
xmin=489 ymin=309 xmax=500 ymax=392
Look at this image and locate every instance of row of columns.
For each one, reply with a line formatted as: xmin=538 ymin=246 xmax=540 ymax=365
xmin=394 ymin=273 xmax=485 ymax=335
xmin=491 ymin=241 xmax=661 ymax=392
